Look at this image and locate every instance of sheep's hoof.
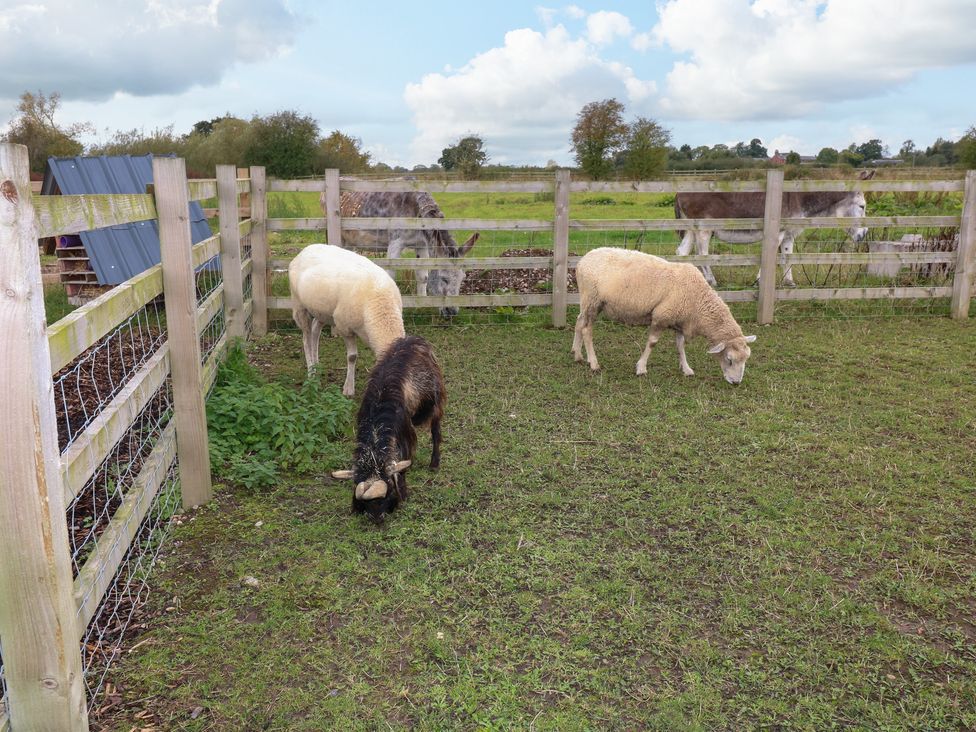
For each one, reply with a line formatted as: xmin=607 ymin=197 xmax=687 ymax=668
xmin=573 ymin=352 xmax=584 ymax=363
xmin=682 ymin=368 xmax=695 ymax=377
xmin=636 ymin=366 xmax=647 ymax=376
xmin=342 ymin=387 xmax=355 ymax=398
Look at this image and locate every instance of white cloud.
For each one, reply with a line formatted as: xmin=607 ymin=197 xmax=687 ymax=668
xmin=535 ymin=6 xmax=558 ymax=27
xmin=767 ymin=134 xmax=802 ymax=154
xmin=586 ymin=11 xmax=633 ymax=45
xmin=404 ymin=25 xmax=656 ymax=165
xmin=565 ymin=5 xmax=586 ymax=19
xmin=652 ymin=0 xmax=976 ymax=120
xmin=0 ymin=0 xmax=298 ymax=101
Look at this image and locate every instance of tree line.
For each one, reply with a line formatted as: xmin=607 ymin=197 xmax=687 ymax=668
xmin=4 ymin=90 xmax=975 ymax=179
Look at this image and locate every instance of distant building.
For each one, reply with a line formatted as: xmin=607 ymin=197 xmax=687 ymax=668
xmin=769 ymin=150 xmax=787 ymax=165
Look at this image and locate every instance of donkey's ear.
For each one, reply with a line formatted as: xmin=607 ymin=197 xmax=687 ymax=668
xmin=459 ymin=232 xmax=479 ymax=256
xmin=331 ymin=469 xmax=354 ymax=479
xmin=858 ymin=169 xmax=876 ymax=180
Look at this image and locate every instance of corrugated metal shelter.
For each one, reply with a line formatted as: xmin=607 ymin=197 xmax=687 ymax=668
xmin=41 ymin=154 xmax=213 ymax=298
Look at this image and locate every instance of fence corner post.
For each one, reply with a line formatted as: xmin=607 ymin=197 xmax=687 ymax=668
xmin=249 ymin=165 xmax=268 ymax=336
xmin=324 ymin=168 xmax=341 ymax=247
xmin=153 ymin=156 xmax=213 ymax=509
xmin=0 ymin=142 xmax=89 ymax=729
xmin=552 ymin=169 xmax=570 ymax=328
xmin=950 ymin=169 xmax=976 ymax=319
xmin=757 ymin=168 xmax=784 ymax=325
xmin=217 ymin=164 xmax=245 ymax=339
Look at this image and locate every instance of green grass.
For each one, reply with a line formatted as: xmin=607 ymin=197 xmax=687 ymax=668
xmin=44 ymin=284 xmax=77 ymax=323
xmin=100 ymin=316 xmax=976 ymax=730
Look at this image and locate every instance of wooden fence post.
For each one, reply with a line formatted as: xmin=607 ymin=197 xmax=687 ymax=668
xmin=153 ymin=157 xmax=213 ymax=509
xmin=552 ymin=169 xmax=570 ymax=328
xmin=249 ymin=165 xmax=269 ymax=336
xmin=950 ymin=170 xmax=976 ymax=319
xmin=324 ymin=169 xmax=341 ymax=246
xmin=217 ymin=165 xmax=245 ymax=339
xmin=0 ymin=143 xmax=89 ymax=729
xmin=757 ymin=169 xmax=784 ymax=325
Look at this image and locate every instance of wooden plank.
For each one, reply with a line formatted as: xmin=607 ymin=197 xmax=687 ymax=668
xmin=950 ymin=170 xmax=976 ymax=319
xmin=569 ymin=217 xmax=762 ymax=231
xmin=782 ymin=179 xmax=964 ymax=193
xmin=47 ymin=265 xmax=163 ymax=374
xmin=268 ymin=179 xmax=324 ymax=192
xmin=783 ymin=252 xmax=957 ymax=265
xmin=202 ymin=206 xmax=249 ymax=218
xmin=342 ymin=179 xmax=553 ymax=193
xmin=268 ymin=217 xmax=327 ymax=231
xmin=758 ymin=170 xmax=784 ymax=324
xmin=34 ymin=193 xmax=156 ymax=238
xmin=201 ymin=332 xmax=229 ymax=397
xmin=73 ymin=422 xmax=177 ymax=631
xmin=217 ymin=165 xmax=245 ymax=339
xmin=243 ymin=259 xmax=253 ymax=277
xmin=552 ymin=169 xmax=570 ymax=328
xmin=236 ymin=178 xmax=250 ymax=195
xmin=249 ymin=166 xmax=269 ymax=336
xmin=196 ymin=284 xmax=224 ymax=335
xmin=60 ymin=345 xmax=170 ymax=504
xmin=781 ymin=215 xmax=959 ymax=228
xmin=153 ymin=157 xmax=212 ymax=510
xmin=192 ymin=234 xmax=221 ymax=268
xmin=777 ymin=286 xmax=952 ymax=301
xmin=344 ymin=217 xmax=551 ymax=232
xmin=324 ymin=169 xmax=342 ymax=246
xmin=188 ymin=179 xmax=217 ymax=201
xmin=0 ymin=143 xmax=89 ymax=729
xmin=570 ymin=180 xmax=766 ymax=193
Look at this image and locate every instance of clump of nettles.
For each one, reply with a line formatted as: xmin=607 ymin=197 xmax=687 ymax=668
xmin=206 ymin=342 xmax=352 ymax=489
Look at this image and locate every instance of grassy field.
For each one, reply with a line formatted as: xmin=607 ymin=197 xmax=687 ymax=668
xmin=98 ymin=313 xmax=976 ymax=730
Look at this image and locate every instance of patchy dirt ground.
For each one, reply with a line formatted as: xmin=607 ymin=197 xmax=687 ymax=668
xmin=460 ymin=248 xmax=579 ymax=294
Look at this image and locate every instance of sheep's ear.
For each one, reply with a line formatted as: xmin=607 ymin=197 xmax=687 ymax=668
xmin=459 ymin=232 xmax=479 ymax=256
xmin=332 ymin=469 xmax=354 ymax=479
xmin=361 ymin=480 xmax=388 ymax=500
xmin=743 ymin=335 xmax=757 ymax=343
xmin=388 ymin=459 xmax=412 ymax=475
xmin=707 ymin=342 xmax=726 ymax=354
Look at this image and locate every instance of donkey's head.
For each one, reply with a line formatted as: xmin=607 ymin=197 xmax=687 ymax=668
xmin=839 ymin=170 xmax=875 ymax=244
xmin=427 ymin=232 xmax=479 ymax=317
xmin=332 ymin=459 xmax=411 ymax=523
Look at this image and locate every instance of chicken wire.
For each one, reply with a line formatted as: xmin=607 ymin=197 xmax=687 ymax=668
xmin=0 ymin=645 xmax=7 ymax=725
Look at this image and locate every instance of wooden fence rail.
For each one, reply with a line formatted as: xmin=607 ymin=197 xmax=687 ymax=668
xmin=0 ymin=144 xmax=256 ymax=730
xmin=259 ymin=168 xmax=974 ymax=326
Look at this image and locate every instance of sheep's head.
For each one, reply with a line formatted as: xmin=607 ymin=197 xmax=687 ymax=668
xmin=707 ymin=335 xmax=756 ymax=385
xmin=427 ymin=232 xmax=479 ymax=317
xmin=332 ymin=459 xmax=411 ymax=523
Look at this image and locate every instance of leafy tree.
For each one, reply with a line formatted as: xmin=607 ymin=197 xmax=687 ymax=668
xmin=2 ymin=91 xmax=92 ymax=173
xmin=747 ymin=138 xmax=768 ymax=158
xmin=840 ymin=145 xmax=864 ymax=167
xmin=244 ymin=110 xmax=319 ymax=177
xmin=88 ymin=125 xmax=185 ymax=158
xmin=856 ymin=138 xmax=886 ymax=162
xmin=317 ymin=130 xmax=371 ymax=173
xmin=438 ymin=135 xmax=488 ymax=178
xmin=785 ymin=151 xmax=801 ymax=165
xmin=816 ymin=147 xmax=839 ymax=164
xmin=192 ymin=116 xmax=227 ymax=137
xmin=958 ymin=127 xmax=976 ymax=169
xmin=898 ymin=139 xmax=916 ymax=159
xmin=183 ymin=116 xmax=252 ymax=176
xmin=570 ymin=99 xmax=628 ymax=179
xmin=621 ymin=117 xmax=670 ymax=179
xmin=925 ymin=137 xmax=957 ymax=165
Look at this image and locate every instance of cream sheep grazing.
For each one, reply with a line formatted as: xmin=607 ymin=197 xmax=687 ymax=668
xmin=289 ymin=244 xmax=405 ymax=396
xmin=572 ymin=247 xmax=757 ymax=385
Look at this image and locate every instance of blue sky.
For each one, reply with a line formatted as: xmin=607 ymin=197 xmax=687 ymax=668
xmin=1 ymin=0 xmax=974 ymax=167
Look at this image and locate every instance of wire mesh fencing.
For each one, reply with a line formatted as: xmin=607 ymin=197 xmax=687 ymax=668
xmin=0 ymin=644 xmax=7 ymax=724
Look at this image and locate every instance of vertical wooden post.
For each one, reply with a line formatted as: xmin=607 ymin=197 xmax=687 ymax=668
xmin=153 ymin=157 xmax=213 ymax=509
xmin=757 ymin=169 xmax=784 ymax=325
xmin=950 ymin=170 xmax=976 ymax=319
xmin=552 ymin=169 xmax=570 ymax=328
xmin=249 ymin=165 xmax=268 ymax=336
xmin=324 ymin=168 xmax=342 ymax=247
xmin=0 ymin=143 xmax=89 ymax=729
xmin=236 ymin=167 xmax=250 ymax=216
xmin=217 ymin=165 xmax=245 ymax=339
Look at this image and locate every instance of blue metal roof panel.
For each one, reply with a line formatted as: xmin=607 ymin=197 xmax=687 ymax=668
xmin=44 ymin=154 xmax=213 ymax=285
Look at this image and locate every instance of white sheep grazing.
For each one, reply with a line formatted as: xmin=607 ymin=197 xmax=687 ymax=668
xmin=289 ymin=244 xmax=405 ymax=396
xmin=572 ymin=247 xmax=757 ymax=385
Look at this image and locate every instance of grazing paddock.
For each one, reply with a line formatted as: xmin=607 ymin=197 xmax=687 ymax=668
xmin=97 ymin=314 xmax=976 ymax=730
